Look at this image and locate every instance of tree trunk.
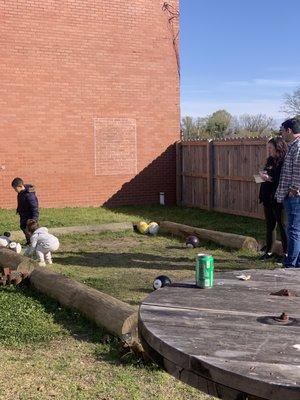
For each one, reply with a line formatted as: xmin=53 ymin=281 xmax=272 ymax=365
xmin=159 ymin=221 xmax=258 ymax=251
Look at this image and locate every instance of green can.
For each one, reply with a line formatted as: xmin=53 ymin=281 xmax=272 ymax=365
xmin=195 ymin=254 xmax=214 ymax=288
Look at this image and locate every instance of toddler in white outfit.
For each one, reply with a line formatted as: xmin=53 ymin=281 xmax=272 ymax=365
xmin=25 ymin=219 xmax=59 ymax=267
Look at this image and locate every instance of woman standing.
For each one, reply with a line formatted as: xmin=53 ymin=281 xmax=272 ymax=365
xmin=259 ymin=137 xmax=288 ymax=260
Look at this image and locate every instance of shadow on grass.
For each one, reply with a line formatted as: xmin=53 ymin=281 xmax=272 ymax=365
xmin=165 ymin=245 xmax=187 ymax=250
xmin=93 ymin=339 xmax=156 ymax=368
xmin=18 ymin=283 xmax=105 ymax=344
xmin=134 ymin=287 xmax=153 ymax=295
xmin=20 ymin=284 xmax=146 ymax=362
xmin=55 ymin=251 xmax=193 ymax=271
xmin=165 ymin=240 xmax=234 ymax=252
xmin=214 ymin=258 xmax=256 ymax=264
xmin=12 ymin=284 xmax=147 ymax=366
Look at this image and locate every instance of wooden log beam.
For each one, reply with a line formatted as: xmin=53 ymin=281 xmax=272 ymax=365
xmin=257 ymin=239 xmax=283 ymax=256
xmin=10 ymin=222 xmax=134 ymax=242
xmin=0 ymin=248 xmax=36 ymax=274
xmin=159 ymin=221 xmax=258 ymax=251
xmin=29 ymin=267 xmax=139 ymax=346
xmin=0 ymin=249 xmax=140 ymax=348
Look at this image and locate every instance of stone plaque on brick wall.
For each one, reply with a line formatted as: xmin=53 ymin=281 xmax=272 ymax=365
xmin=94 ymin=118 xmax=137 ymax=176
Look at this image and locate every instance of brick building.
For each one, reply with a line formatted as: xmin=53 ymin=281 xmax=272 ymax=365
xmin=0 ymin=1 xmax=180 ymax=208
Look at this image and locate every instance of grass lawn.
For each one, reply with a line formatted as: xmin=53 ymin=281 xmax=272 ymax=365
xmin=0 ymin=206 xmax=272 ymax=399
xmin=0 ymin=204 xmax=265 ymax=240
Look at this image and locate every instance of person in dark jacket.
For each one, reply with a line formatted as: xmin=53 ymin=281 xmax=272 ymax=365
xmin=11 ymin=177 xmax=39 ymax=245
xmin=258 ymin=137 xmax=288 ymax=260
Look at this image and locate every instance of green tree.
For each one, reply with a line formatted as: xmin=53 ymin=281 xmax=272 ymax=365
xmin=181 ymin=116 xmax=195 ymax=138
xmin=205 ymin=109 xmax=232 ymax=138
xmin=181 ymin=116 xmax=208 ymax=139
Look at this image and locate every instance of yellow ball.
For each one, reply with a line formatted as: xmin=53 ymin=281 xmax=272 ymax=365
xmin=137 ymin=221 xmax=149 ymax=234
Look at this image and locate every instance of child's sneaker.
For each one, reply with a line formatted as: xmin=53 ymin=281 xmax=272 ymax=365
xmin=47 ymin=260 xmax=53 ymax=265
xmin=38 ymin=261 xmax=46 ymax=267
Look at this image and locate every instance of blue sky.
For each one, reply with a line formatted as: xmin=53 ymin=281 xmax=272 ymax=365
xmin=180 ymin=0 xmax=300 ymax=120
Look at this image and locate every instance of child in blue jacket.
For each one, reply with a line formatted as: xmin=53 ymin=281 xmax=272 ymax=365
xmin=11 ymin=177 xmax=39 ymax=245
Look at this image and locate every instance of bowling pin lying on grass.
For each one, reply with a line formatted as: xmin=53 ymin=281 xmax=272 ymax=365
xmin=153 ymin=275 xmax=171 ymax=290
xmin=8 ymin=241 xmax=22 ymax=254
xmin=0 ymin=234 xmax=11 ymax=247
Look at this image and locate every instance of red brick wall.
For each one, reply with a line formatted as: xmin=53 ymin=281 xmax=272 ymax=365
xmin=0 ymin=0 xmax=180 ymax=208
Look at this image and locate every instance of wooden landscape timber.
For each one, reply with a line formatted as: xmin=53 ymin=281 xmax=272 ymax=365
xmin=0 ymin=248 xmax=140 ymax=349
xmin=159 ymin=221 xmax=258 ymax=251
xmin=30 ymin=267 xmax=140 ymax=348
xmin=0 ymin=247 xmax=36 ymax=272
xmin=255 ymin=240 xmax=283 ymax=256
xmin=0 ymin=248 xmax=36 ymax=285
xmin=9 ymin=222 xmax=134 ymax=242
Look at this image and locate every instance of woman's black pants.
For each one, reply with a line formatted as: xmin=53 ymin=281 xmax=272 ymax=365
xmin=263 ymin=202 xmax=287 ymax=254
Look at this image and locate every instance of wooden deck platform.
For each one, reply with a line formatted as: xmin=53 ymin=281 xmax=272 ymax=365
xmin=139 ymin=269 xmax=300 ymax=400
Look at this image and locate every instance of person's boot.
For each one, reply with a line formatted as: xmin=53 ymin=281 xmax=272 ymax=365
xmin=259 ymin=252 xmax=274 ymax=261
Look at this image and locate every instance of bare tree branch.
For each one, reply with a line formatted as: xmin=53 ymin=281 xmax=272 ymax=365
xmin=282 ymin=87 xmax=300 ymax=116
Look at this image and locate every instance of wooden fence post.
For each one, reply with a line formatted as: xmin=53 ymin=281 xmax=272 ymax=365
xmin=176 ymin=141 xmax=182 ymax=206
xmin=207 ymin=140 xmax=214 ymax=210
xmin=178 ymin=137 xmax=268 ymax=218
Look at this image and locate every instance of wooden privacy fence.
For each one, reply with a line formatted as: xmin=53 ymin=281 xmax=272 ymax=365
xmin=176 ymin=137 xmax=269 ymax=219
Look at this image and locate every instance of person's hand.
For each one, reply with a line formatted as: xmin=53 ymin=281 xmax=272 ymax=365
xmin=259 ymin=171 xmax=272 ymax=182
